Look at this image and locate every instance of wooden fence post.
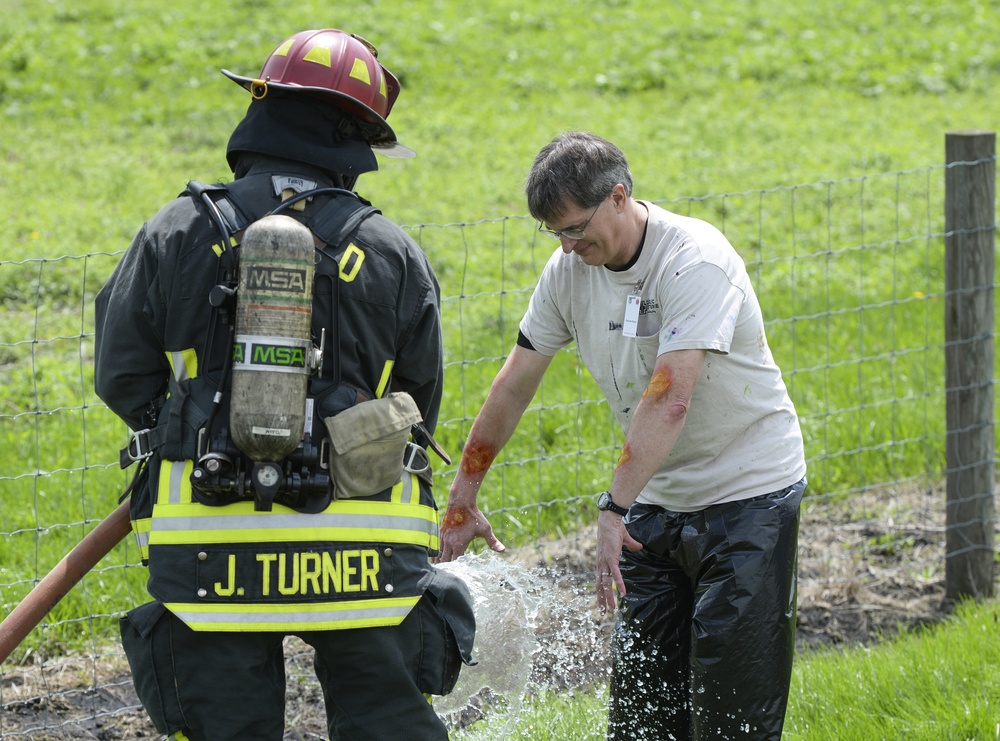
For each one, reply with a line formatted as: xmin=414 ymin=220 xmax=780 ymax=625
xmin=944 ymin=130 xmax=996 ymax=601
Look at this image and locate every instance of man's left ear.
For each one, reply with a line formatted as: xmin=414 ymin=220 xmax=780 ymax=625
xmin=612 ymin=183 xmax=627 ymax=209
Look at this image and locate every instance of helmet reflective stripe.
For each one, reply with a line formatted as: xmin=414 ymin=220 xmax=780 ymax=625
xmin=148 ymin=499 xmax=440 ymax=549
xmin=272 ymin=38 xmax=295 ymax=57
xmin=348 ymin=56 xmax=383 ymax=97
xmin=164 ymin=595 xmax=420 ymax=632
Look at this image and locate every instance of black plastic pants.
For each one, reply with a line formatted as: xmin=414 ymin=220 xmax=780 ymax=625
xmin=120 ymin=568 xmax=475 ymax=741
xmin=608 ymin=478 xmax=805 ymax=741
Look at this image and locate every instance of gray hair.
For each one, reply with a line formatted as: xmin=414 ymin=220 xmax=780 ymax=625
xmin=525 ymin=131 xmax=634 ymax=223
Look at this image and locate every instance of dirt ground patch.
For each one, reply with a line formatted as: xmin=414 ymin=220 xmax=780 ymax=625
xmin=0 ymin=481 xmax=991 ymax=740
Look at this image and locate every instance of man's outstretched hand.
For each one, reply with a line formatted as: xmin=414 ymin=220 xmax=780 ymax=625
xmin=436 ymin=503 xmax=506 ymax=563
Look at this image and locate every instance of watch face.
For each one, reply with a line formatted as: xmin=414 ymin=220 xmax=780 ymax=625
xmin=597 ymin=491 xmax=625 ymax=514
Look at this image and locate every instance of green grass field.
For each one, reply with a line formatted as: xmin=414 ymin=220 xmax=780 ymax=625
xmin=450 ymin=597 xmax=1000 ymax=740
xmin=1 ymin=0 xmax=999 ymax=737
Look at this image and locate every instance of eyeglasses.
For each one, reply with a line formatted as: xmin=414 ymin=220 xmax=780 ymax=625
xmin=538 ymin=197 xmax=606 ymax=241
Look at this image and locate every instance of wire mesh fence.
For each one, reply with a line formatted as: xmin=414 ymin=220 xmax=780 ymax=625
xmin=0 ymin=158 xmax=996 ymax=738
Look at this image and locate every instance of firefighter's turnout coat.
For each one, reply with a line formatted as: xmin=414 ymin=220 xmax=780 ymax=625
xmin=95 ymin=158 xmax=451 ymax=634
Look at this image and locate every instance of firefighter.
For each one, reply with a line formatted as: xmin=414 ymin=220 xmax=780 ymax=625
xmin=94 ymin=29 xmax=475 ymax=741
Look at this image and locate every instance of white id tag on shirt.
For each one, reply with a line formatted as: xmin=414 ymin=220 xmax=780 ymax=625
xmin=623 ymin=295 xmax=641 ymax=338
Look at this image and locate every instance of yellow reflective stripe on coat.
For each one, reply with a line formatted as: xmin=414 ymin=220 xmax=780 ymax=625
xmin=150 ymin=462 xmax=436 ymax=548
xmin=149 ymin=499 xmax=439 ymax=549
xmin=165 ymin=348 xmax=198 ymax=382
xmin=390 ymin=468 xmax=417 ymax=504
xmin=158 ymin=459 xmax=194 ymax=505
xmin=163 ymin=595 xmax=421 ymax=632
xmin=131 ymin=515 xmax=151 ymax=561
xmin=375 ymin=359 xmax=393 ymax=398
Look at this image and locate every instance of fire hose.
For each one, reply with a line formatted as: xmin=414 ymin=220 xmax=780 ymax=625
xmin=0 ymin=499 xmax=131 ymax=664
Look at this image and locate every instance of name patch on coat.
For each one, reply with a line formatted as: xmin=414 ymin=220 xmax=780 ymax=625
xmin=195 ymin=546 xmax=392 ymax=602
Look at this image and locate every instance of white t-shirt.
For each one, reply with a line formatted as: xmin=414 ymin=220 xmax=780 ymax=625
xmin=520 ymin=201 xmax=806 ymax=511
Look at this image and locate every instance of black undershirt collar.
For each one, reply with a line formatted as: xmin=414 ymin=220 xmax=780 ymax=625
xmin=607 ymin=218 xmax=648 ymax=272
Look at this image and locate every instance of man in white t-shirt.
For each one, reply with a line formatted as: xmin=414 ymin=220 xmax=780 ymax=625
xmin=437 ymin=131 xmax=807 ymax=740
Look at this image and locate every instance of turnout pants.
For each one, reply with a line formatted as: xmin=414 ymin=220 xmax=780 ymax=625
xmin=609 ymin=478 xmax=805 ymax=741
xmin=120 ymin=571 xmax=474 ymax=741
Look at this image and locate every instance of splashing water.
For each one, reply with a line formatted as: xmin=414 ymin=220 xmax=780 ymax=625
xmin=434 ymin=552 xmax=540 ymax=734
xmin=435 ymin=551 xmax=612 ymax=739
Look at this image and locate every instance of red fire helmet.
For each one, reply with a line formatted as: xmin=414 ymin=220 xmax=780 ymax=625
xmin=222 ymin=29 xmax=414 ymax=157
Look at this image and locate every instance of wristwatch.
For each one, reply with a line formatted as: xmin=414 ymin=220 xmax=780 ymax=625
xmin=596 ymin=490 xmax=629 ymax=516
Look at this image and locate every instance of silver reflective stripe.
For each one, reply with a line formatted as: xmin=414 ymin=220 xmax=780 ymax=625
xmin=399 ymin=471 xmax=415 ymax=504
xmin=166 ymin=460 xmax=188 ymax=505
xmin=169 ymin=350 xmax=192 ymax=382
xmin=150 ymin=509 xmax=437 ymax=541
xmin=164 ymin=598 xmax=418 ymax=631
xmin=146 ymin=495 xmax=440 ymax=549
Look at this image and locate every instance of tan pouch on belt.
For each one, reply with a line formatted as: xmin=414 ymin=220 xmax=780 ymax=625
xmin=323 ymin=392 xmax=422 ymax=499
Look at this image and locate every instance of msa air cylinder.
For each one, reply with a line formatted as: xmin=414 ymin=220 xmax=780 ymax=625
xmin=230 ymin=214 xmax=316 ymax=504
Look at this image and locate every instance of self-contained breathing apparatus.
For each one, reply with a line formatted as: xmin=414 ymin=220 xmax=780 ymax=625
xmin=193 ymin=208 xmax=327 ymax=512
xmin=170 ymin=184 xmax=441 ymax=512
xmin=122 ymin=180 xmax=447 ymax=514
xmin=187 ymin=183 xmax=356 ymax=513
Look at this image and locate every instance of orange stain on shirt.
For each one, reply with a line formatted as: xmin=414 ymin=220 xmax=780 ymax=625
xmin=461 ymin=441 xmax=496 ymax=475
xmin=642 ymin=367 xmax=672 ymax=398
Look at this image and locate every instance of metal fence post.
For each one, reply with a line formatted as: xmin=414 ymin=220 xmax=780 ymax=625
xmin=944 ymin=130 xmax=996 ymax=600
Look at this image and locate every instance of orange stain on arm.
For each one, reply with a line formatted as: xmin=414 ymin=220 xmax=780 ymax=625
xmin=460 ymin=440 xmax=497 ymax=475
xmin=615 ymin=443 xmax=632 ymax=472
xmin=441 ymin=507 xmax=468 ymax=529
xmin=642 ymin=367 xmax=672 ymax=398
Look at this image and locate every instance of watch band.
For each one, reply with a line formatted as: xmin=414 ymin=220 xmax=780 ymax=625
xmin=597 ymin=490 xmax=629 ymax=516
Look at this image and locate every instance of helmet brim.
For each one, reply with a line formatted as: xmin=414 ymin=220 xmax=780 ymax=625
xmin=221 ymin=69 xmax=415 ymax=158
xmin=371 ymin=141 xmax=416 ymax=159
